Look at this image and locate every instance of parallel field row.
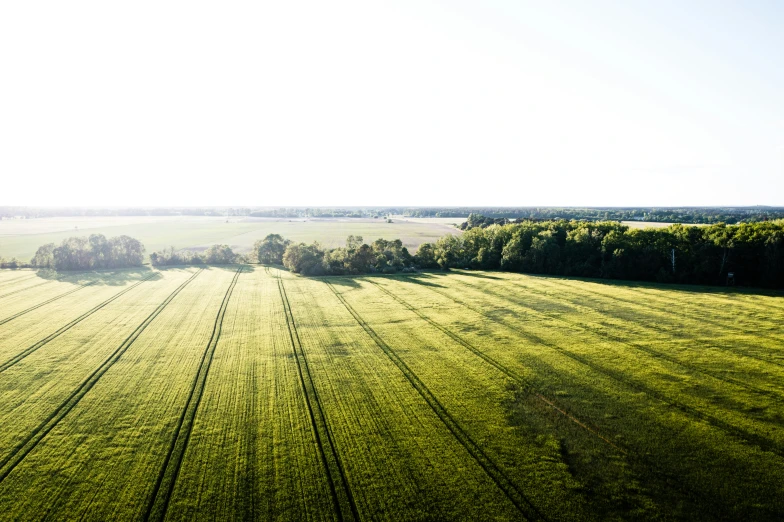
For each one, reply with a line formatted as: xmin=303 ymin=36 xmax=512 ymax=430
xmin=0 ymin=267 xmax=781 ymax=520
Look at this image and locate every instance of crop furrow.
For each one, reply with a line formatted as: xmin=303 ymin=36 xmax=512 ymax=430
xmin=0 ymin=274 xmax=157 ymax=373
xmin=145 ymin=267 xmax=243 ymax=522
xmin=277 ymin=274 xmax=359 ymax=522
xmin=0 ymin=282 xmax=97 ymax=326
xmin=0 ymin=280 xmax=53 ymax=299
xmin=366 ymin=279 xmax=625 ymax=454
xmin=0 ymin=269 xmax=202 ymax=483
xmin=405 ymin=277 xmax=784 ymax=460
xmin=326 ymin=281 xmax=543 ymax=522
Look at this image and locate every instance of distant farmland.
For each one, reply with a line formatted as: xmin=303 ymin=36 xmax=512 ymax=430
xmin=0 ymin=267 xmax=782 ymax=520
xmin=0 ymin=216 xmax=462 ymax=262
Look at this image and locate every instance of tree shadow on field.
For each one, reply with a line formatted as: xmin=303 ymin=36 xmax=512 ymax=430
xmin=378 ymin=272 xmax=446 ymax=289
xmin=321 ymin=277 xmax=361 ymax=289
xmin=449 ymin=269 xmax=503 ymax=280
xmin=524 ymin=272 xmax=784 ymax=299
xmin=239 ymin=264 xmax=260 ymax=273
xmin=201 ymin=263 xmax=252 ymax=274
xmin=34 ymin=266 xmax=163 ymax=286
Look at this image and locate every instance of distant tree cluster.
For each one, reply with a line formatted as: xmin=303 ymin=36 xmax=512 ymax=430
xmin=5 ymin=206 xmax=783 ymax=224
xmin=459 ymin=213 xmax=512 ymax=230
xmin=30 ymin=234 xmax=145 ymax=270
xmin=149 ymin=244 xmax=238 ymax=267
xmin=0 ymin=207 xmax=252 ymax=218
xmin=407 ymin=207 xmax=784 ymax=224
xmin=0 ymin=257 xmax=25 ymax=269
xmin=415 ymin=220 xmax=784 ymax=288
xmin=279 ymin=235 xmax=416 ymax=275
xmin=248 ymin=208 xmax=386 ymax=219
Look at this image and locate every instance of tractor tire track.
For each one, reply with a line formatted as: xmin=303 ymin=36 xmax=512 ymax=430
xmin=404 ymin=277 xmax=784 ymax=460
xmin=0 ymin=269 xmax=202 ymax=483
xmin=326 ymin=281 xmax=544 ymax=522
xmin=0 ymin=280 xmax=53 ymax=300
xmin=274 ymin=273 xmax=359 ymax=522
xmin=0 ymin=274 xmax=157 ymax=373
xmin=265 ymin=272 xmax=360 ymax=522
xmin=145 ymin=267 xmax=243 ymax=522
xmin=366 ymin=279 xmax=626 ymax=454
xmin=0 ymin=282 xmax=97 ymax=327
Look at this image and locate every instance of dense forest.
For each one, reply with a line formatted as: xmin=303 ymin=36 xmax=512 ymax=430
xmin=29 ymin=234 xmax=146 ymax=270
xmin=4 ymin=206 xmax=783 ymax=224
xmin=417 ymin=219 xmax=784 ymax=288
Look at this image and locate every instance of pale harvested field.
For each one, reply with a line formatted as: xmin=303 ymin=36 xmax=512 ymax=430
xmin=0 ymin=216 xmax=458 ymax=261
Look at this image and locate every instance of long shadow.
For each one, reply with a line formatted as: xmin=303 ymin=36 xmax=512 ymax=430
xmin=305 ymin=272 xmax=447 ymax=289
xmin=322 ymin=277 xmax=361 ymax=289
xmin=394 ymin=274 xmax=446 ymax=289
xmin=451 ymin=270 xmax=784 ymax=299
xmin=447 ymin=270 xmax=503 ymax=280
xmin=33 ymin=267 xmax=163 ymax=286
xmin=31 ymin=263 xmax=258 ymax=286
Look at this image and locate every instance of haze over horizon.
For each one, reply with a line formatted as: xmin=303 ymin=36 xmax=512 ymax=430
xmin=2 ymin=1 xmax=782 ymax=208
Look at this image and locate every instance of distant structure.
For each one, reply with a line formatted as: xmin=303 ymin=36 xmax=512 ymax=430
xmin=727 ymin=272 xmax=736 ymax=285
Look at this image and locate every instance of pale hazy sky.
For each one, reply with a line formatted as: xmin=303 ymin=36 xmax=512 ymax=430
xmin=1 ymin=1 xmax=782 ymax=207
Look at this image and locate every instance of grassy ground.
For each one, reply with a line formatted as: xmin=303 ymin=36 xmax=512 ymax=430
xmin=0 ymin=267 xmax=782 ymax=520
xmin=0 ymin=216 xmax=461 ymax=261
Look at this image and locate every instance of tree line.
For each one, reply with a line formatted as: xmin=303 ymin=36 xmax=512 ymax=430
xmin=408 ymin=207 xmax=784 ymax=224
xmin=29 ymin=234 xmax=146 ymax=270
xmin=149 ymin=234 xmax=417 ymax=275
xmin=149 ymin=244 xmax=238 ymax=266
xmin=6 ymin=206 xmax=783 ymax=223
xmin=416 ymin=219 xmax=784 ymax=288
xmin=12 ymin=222 xmax=784 ymax=288
xmin=280 ymin=235 xmax=416 ymax=275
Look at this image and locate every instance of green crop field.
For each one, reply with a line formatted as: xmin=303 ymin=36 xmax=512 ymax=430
xmin=0 ymin=266 xmax=782 ymax=520
xmin=0 ymin=216 xmax=461 ymax=262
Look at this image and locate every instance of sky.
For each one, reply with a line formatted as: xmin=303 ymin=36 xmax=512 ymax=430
xmin=1 ymin=0 xmax=782 ymax=207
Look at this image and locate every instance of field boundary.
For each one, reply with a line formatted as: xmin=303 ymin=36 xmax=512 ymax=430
xmin=145 ymin=267 xmax=243 ymax=522
xmin=0 ymin=281 xmax=97 ymax=326
xmin=366 ymin=279 xmax=626 ymax=454
xmin=326 ymin=281 xmax=544 ymax=522
xmin=405 ymin=277 xmax=784 ymax=459
xmin=0 ymin=280 xmax=53 ymax=299
xmin=0 ymin=269 xmax=203 ymax=483
xmin=275 ymin=271 xmax=359 ymax=522
xmin=0 ymin=273 xmax=157 ymax=373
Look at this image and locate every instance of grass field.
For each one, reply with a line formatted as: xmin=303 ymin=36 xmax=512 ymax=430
xmin=0 ymin=216 xmax=461 ymax=261
xmin=0 ymin=266 xmax=782 ymax=520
